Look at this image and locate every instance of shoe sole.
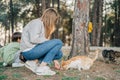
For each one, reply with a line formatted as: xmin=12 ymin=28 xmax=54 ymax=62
xmin=25 ymin=63 xmax=36 ymax=73
xmin=12 ymin=63 xmax=25 ymax=67
xmin=35 ymin=67 xmax=56 ymax=75
xmin=35 ymin=71 xmax=56 ymax=75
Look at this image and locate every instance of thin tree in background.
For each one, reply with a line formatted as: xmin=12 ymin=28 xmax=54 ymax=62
xmin=96 ymin=0 xmax=103 ymax=46
xmin=55 ymin=0 xmax=60 ymax=38
xmin=46 ymin=0 xmax=50 ymax=8
xmin=10 ymin=0 xmax=14 ymax=33
xmin=42 ymin=0 xmax=46 ymax=13
xmin=51 ymin=0 xmax=60 ymax=39
xmin=68 ymin=0 xmax=90 ymax=58
xmin=52 ymin=0 xmax=55 ymax=7
xmin=92 ymin=0 xmax=103 ymax=46
xmin=92 ymin=0 xmax=98 ymax=46
xmin=113 ymin=0 xmax=120 ymax=46
xmin=35 ymin=0 xmax=41 ymax=17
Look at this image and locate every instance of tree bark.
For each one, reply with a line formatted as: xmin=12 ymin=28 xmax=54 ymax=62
xmin=42 ymin=0 xmax=46 ymax=13
xmin=92 ymin=0 xmax=98 ymax=46
xmin=92 ymin=0 xmax=103 ymax=46
xmin=35 ymin=0 xmax=41 ymax=17
xmin=96 ymin=0 xmax=103 ymax=46
xmin=52 ymin=0 xmax=55 ymax=8
xmin=68 ymin=0 xmax=90 ymax=58
xmin=10 ymin=0 xmax=14 ymax=33
xmin=46 ymin=0 xmax=50 ymax=8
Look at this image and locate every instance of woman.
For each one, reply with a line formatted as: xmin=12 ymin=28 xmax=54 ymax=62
xmin=20 ymin=8 xmax=63 ymax=75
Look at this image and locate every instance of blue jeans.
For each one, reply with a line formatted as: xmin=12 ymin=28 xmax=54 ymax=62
xmin=22 ymin=39 xmax=63 ymax=64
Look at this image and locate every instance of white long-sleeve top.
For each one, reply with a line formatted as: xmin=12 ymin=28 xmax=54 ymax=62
xmin=20 ymin=18 xmax=48 ymax=52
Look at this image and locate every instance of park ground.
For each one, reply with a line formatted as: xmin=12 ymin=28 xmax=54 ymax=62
xmin=0 ymin=46 xmax=120 ymax=80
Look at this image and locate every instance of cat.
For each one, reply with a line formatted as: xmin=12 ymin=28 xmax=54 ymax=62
xmin=102 ymin=49 xmax=115 ymax=63
xmin=61 ymin=49 xmax=99 ymax=71
xmin=102 ymin=49 xmax=120 ymax=63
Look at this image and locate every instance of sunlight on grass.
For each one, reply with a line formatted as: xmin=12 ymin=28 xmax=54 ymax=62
xmin=0 ymin=75 xmax=7 ymax=80
xmin=95 ymin=77 xmax=105 ymax=80
xmin=62 ymin=76 xmax=80 ymax=80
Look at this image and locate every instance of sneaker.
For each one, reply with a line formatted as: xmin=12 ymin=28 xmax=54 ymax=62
xmin=25 ymin=60 xmax=38 ymax=73
xmin=35 ymin=66 xmax=56 ymax=75
xmin=12 ymin=62 xmax=25 ymax=67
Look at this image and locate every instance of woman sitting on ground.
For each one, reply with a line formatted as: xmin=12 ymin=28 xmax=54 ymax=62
xmin=20 ymin=8 xmax=63 ymax=75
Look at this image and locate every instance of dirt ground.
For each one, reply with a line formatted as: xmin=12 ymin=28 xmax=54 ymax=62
xmin=0 ymin=47 xmax=120 ymax=80
xmin=0 ymin=60 xmax=120 ymax=80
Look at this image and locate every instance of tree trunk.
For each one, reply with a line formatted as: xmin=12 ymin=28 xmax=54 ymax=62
xmin=52 ymin=0 xmax=55 ymax=8
xmin=10 ymin=0 xmax=14 ymax=33
xmin=35 ymin=0 xmax=41 ymax=17
xmin=92 ymin=0 xmax=103 ymax=46
xmin=56 ymin=0 xmax=60 ymax=38
xmin=92 ymin=0 xmax=98 ymax=46
xmin=42 ymin=0 xmax=46 ymax=13
xmin=68 ymin=0 xmax=90 ymax=59
xmin=113 ymin=0 xmax=120 ymax=47
xmin=52 ymin=0 xmax=60 ymax=39
xmin=46 ymin=0 xmax=50 ymax=8
xmin=96 ymin=0 xmax=103 ymax=46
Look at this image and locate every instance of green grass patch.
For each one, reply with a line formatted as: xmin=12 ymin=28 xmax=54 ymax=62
xmin=0 ymin=74 xmax=7 ymax=80
xmin=0 ymin=68 xmax=6 ymax=73
xmin=56 ymin=71 xmax=61 ymax=75
xmin=67 ymin=69 xmax=79 ymax=74
xmin=43 ymin=75 xmax=51 ymax=78
xmin=62 ymin=76 xmax=80 ymax=80
xmin=95 ymin=77 xmax=105 ymax=80
xmin=0 ymin=65 xmax=6 ymax=74
xmin=12 ymin=73 xmax=22 ymax=78
xmin=116 ymin=70 xmax=120 ymax=73
xmin=0 ymin=62 xmax=3 ymax=67
xmin=36 ymin=79 xmax=41 ymax=80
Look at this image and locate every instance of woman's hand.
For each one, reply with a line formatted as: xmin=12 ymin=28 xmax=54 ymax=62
xmin=53 ymin=60 xmax=61 ymax=70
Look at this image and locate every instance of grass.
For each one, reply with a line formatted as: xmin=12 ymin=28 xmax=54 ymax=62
xmin=0 ymin=62 xmax=7 ymax=80
xmin=36 ymin=79 xmax=41 ymax=80
xmin=95 ymin=77 xmax=105 ymax=80
xmin=0 ymin=75 xmax=8 ymax=80
xmin=116 ymin=70 xmax=120 ymax=73
xmin=12 ymin=73 xmax=22 ymax=78
xmin=62 ymin=76 xmax=80 ymax=80
xmin=0 ymin=68 xmax=6 ymax=73
xmin=0 ymin=62 xmax=3 ymax=67
xmin=0 ymin=58 xmax=119 ymax=80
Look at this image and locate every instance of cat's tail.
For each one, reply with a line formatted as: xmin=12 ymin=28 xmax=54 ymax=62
xmin=92 ymin=49 xmax=100 ymax=62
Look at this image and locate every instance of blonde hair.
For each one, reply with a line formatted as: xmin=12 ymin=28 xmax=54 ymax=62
xmin=41 ymin=8 xmax=59 ymax=39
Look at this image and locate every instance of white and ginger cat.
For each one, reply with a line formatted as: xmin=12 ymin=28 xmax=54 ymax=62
xmin=61 ymin=50 xmax=99 ymax=71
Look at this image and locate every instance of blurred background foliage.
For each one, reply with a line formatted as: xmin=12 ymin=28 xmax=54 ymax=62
xmin=0 ymin=0 xmax=120 ymax=47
